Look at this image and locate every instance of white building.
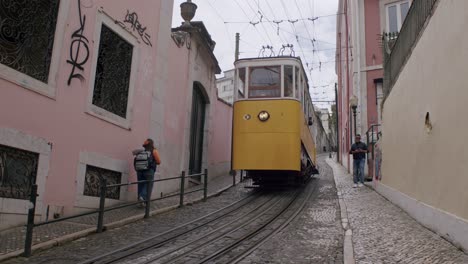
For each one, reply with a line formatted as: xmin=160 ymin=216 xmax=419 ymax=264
xmin=319 ymin=108 xmax=331 ymax=135
xmin=216 ymin=69 xmax=235 ymax=104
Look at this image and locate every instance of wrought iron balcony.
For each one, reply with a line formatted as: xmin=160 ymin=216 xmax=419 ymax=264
xmin=382 ymin=0 xmax=439 ymax=99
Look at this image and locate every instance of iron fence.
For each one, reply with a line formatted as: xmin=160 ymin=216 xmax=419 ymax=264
xmin=383 ymin=0 xmax=439 ymax=98
xmin=366 ymin=124 xmax=381 ymax=161
xmin=23 ymin=169 xmax=210 ymax=257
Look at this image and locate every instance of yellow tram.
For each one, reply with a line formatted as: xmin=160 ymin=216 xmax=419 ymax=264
xmin=231 ymin=56 xmax=319 ymax=186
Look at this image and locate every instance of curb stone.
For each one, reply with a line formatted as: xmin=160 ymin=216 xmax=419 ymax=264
xmin=326 ymin=158 xmax=355 ymax=264
xmin=0 ymin=183 xmax=236 ymax=262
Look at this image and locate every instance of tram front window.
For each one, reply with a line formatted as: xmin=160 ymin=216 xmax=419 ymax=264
xmin=248 ymin=66 xmax=281 ymax=98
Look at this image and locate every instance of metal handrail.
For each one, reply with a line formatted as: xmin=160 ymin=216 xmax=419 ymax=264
xmin=23 ymin=169 xmax=210 ymax=257
xmin=106 ymin=176 xmax=183 ymax=188
xmin=366 ymin=124 xmax=381 ymax=161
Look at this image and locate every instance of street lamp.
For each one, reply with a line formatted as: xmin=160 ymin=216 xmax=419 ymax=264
xmin=350 ymin=95 xmax=358 ymax=137
xmin=180 ymin=0 xmax=197 ymax=27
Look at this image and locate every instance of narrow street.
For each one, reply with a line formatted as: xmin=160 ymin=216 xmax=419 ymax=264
xmin=2 ymin=156 xmax=344 ymax=264
xmin=1 ymin=0 xmax=468 ymax=263
xmin=2 ymin=156 xmax=468 ymax=263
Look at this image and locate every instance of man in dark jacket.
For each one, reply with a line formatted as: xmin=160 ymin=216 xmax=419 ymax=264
xmin=349 ymin=134 xmax=368 ymax=187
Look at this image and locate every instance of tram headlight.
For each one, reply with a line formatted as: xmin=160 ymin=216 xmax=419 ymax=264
xmin=258 ymin=111 xmax=270 ymax=122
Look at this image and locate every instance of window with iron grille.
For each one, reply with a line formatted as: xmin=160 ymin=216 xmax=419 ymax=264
xmin=0 ymin=0 xmax=60 ymax=83
xmin=92 ymin=24 xmax=133 ymax=119
xmin=84 ymin=165 xmax=121 ymax=200
xmin=0 ymin=145 xmax=39 ymax=200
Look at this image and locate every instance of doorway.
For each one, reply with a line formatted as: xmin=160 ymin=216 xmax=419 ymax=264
xmin=188 ymin=84 xmax=207 ymax=180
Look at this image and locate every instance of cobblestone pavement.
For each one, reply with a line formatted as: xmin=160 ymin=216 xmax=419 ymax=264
xmin=327 ymin=158 xmax=468 ymax=264
xmin=1 ymin=180 xmax=252 ymax=264
xmin=0 ymin=173 xmax=240 ymax=259
xmin=240 ymin=156 xmax=344 ymax=264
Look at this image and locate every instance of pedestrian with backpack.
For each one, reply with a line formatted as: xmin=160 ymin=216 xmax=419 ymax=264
xmin=133 ymin=139 xmax=161 ymax=206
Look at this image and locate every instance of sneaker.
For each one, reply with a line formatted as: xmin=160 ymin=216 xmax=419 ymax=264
xmin=353 ymin=184 xmax=358 ymax=188
xmin=358 ymin=183 xmax=364 ymax=187
xmin=137 ymin=197 xmax=145 ymax=208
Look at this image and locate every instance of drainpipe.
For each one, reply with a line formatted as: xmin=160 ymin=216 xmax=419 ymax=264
xmin=355 ymin=0 xmax=362 ymax=136
xmin=345 ymin=0 xmax=351 ymax=173
xmin=335 ymin=83 xmax=339 ymax=162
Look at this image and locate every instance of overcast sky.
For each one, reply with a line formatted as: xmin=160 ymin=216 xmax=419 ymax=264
xmin=172 ymin=0 xmax=339 ymax=109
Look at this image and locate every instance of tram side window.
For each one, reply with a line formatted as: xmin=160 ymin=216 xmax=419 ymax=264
xmin=237 ymin=68 xmax=246 ymax=99
xmin=249 ymin=66 xmax=281 ymax=98
xmin=284 ymin=66 xmax=294 ymax=97
xmin=295 ymin=67 xmax=300 ymax=100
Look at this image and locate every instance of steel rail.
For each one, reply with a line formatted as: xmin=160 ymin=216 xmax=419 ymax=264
xmin=78 ymin=192 xmax=257 ymax=264
xmin=100 ymin=194 xmax=277 ymax=264
xmin=229 ymin=179 xmax=318 ymax=263
xmin=196 ymin=177 xmax=315 ymax=264
xmin=147 ymin=193 xmax=291 ymax=264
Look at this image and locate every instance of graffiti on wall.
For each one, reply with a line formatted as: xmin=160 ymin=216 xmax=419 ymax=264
xmin=119 ymin=10 xmax=152 ymax=47
xmin=67 ymin=0 xmax=90 ymax=86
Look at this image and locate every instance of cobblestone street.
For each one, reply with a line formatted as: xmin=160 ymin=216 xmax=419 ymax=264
xmin=2 ymin=157 xmax=344 ymax=264
xmin=328 ymin=158 xmax=468 ymax=264
xmin=0 ymin=173 xmax=242 ymax=260
xmin=240 ymin=156 xmax=344 ymax=264
xmin=3 ymin=156 xmax=468 ymax=264
xmin=1 ymin=178 xmax=250 ymax=264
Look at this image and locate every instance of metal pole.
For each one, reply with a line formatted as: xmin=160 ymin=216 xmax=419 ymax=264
xmin=97 ymin=178 xmax=107 ymax=233
xmin=179 ymin=171 xmax=185 ymax=207
xmin=240 ymin=170 xmax=243 ymax=182
xmin=203 ymin=169 xmax=208 ymax=201
xmin=144 ymin=177 xmax=151 ymax=218
xmin=353 ymin=107 xmax=357 ymax=137
xmin=232 ymin=170 xmax=236 ymax=186
xmin=235 ymin=33 xmax=240 ymax=61
xmin=24 ymin=184 xmax=38 ymax=257
xmin=335 ymin=83 xmax=339 ymax=162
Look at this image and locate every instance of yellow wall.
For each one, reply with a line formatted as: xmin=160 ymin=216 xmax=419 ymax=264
xmin=382 ymin=0 xmax=468 ymax=220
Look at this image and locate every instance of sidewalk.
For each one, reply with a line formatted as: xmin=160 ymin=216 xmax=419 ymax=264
xmin=0 ymin=173 xmax=240 ymax=261
xmin=326 ymin=158 xmax=468 ymax=264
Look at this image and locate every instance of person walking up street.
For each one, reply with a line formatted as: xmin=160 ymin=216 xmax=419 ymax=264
xmin=349 ymin=134 xmax=368 ymax=188
xmin=133 ymin=139 xmax=161 ymax=206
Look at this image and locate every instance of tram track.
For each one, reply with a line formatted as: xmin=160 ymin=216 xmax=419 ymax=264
xmin=80 ymin=176 xmax=317 ymax=264
xmin=184 ymin=178 xmax=317 ymax=264
xmin=124 ymin=178 xmax=315 ymax=264
xmin=78 ymin=192 xmax=260 ymax=264
xmin=133 ymin=192 xmax=292 ymax=264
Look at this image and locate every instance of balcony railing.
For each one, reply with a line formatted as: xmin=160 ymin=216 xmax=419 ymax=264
xmin=382 ymin=0 xmax=439 ymax=98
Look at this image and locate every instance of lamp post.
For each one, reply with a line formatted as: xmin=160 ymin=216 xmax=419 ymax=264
xmin=350 ymin=95 xmax=358 ymax=137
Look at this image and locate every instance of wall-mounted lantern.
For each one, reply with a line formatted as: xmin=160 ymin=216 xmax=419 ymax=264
xmin=350 ymin=95 xmax=358 ymax=137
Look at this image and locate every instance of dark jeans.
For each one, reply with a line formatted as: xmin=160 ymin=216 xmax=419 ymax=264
xmin=137 ymin=169 xmax=155 ymax=200
xmin=353 ymin=159 xmax=365 ymax=184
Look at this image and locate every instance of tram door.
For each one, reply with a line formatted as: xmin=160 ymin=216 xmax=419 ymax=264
xmin=188 ymin=85 xmax=206 ymax=181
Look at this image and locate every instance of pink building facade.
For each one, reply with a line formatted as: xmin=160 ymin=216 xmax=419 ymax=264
xmin=0 ymin=0 xmax=230 ymax=229
xmin=336 ymin=0 xmax=410 ymax=174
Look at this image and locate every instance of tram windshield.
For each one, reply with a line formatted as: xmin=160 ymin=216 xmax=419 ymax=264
xmin=248 ymin=66 xmax=281 ymax=98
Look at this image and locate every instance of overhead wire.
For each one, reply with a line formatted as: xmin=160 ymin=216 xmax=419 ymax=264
xmin=278 ymin=0 xmax=308 ymax=71
xmin=233 ymin=0 xmax=270 ymax=46
xmin=244 ymin=0 xmax=275 ymax=47
xmin=261 ymin=0 xmax=290 ymax=46
xmin=206 ymin=0 xmax=235 ymax=51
